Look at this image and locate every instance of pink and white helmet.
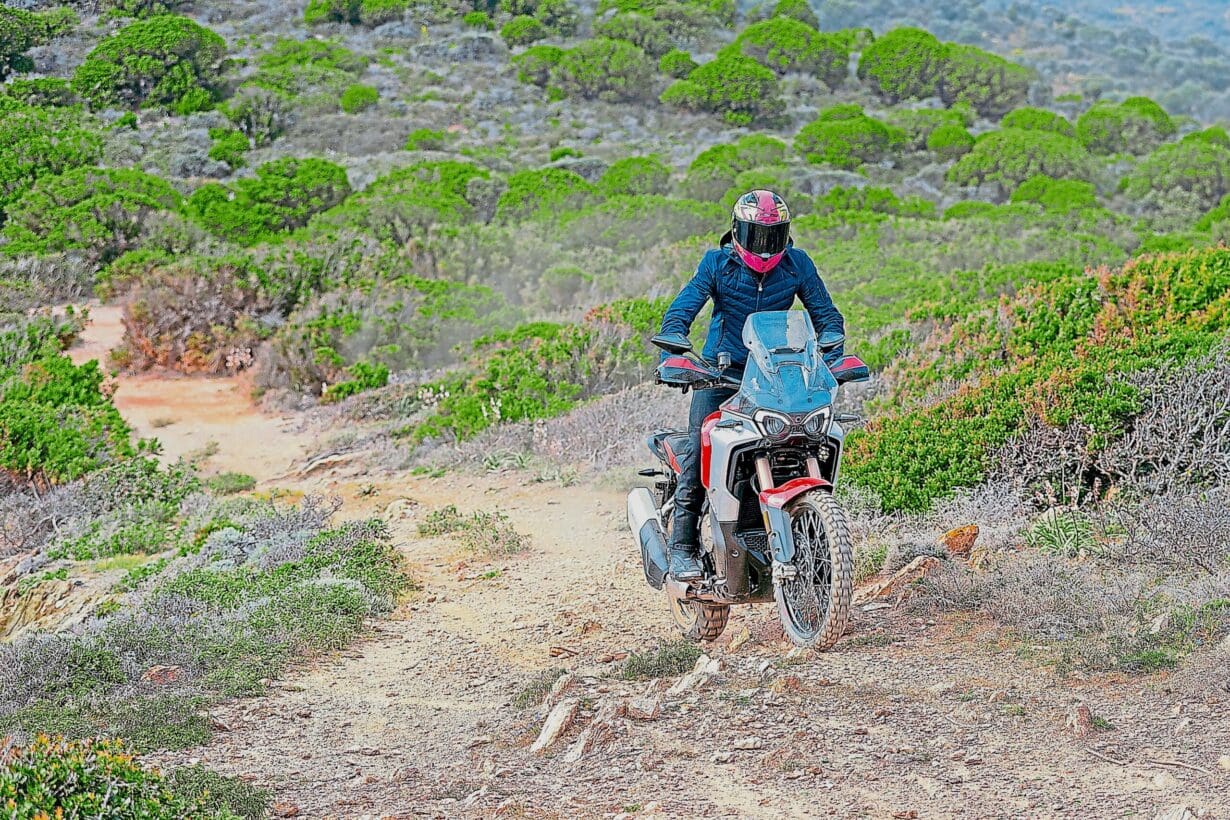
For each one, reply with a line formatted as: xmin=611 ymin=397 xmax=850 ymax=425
xmin=731 ymin=190 xmax=790 ymax=274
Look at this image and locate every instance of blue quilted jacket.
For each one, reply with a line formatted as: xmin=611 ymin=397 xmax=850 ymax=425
xmin=660 ymin=239 xmax=845 ymax=368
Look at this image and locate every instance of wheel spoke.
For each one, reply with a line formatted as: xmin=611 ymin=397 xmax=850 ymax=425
xmin=782 ymin=505 xmax=832 ymax=638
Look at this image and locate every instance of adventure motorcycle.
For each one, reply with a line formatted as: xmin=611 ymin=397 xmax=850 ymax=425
xmin=627 ymin=310 xmax=870 ymax=650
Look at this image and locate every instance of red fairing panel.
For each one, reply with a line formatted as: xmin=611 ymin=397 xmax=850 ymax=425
xmin=699 ymin=411 xmax=721 ymax=489
xmin=758 ymin=477 xmax=831 ymax=509
xmin=661 ymin=441 xmax=683 ymax=475
xmin=830 ymin=355 xmax=868 ymax=376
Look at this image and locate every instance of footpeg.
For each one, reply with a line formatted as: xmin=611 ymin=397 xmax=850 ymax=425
xmin=772 ymin=561 xmax=797 ymax=583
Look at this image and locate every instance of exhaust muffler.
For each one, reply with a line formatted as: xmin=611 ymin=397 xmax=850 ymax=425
xmin=627 ymin=487 xmax=669 ymax=590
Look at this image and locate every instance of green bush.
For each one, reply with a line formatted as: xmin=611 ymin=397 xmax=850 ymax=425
xmin=0 ymin=102 xmax=103 ymax=217
xmin=205 ymin=472 xmax=258 ymax=495
xmin=242 ymin=38 xmax=365 ymax=103
xmin=1010 ymin=174 xmax=1098 ymax=214
xmin=208 ymin=127 xmax=250 ymax=169
xmin=1 ymin=167 xmax=182 ymax=265
xmin=71 ymin=15 xmax=226 ymax=112
xmin=857 ymin=27 xmax=946 ymax=103
xmin=551 ymin=38 xmax=655 ymax=103
xmin=340 ymin=83 xmax=378 ymax=113
xmin=771 ymin=0 xmax=818 ymax=28
xmin=0 ymin=6 xmax=76 ymax=81
xmin=948 ymin=128 xmax=1093 ymax=196
xmin=101 ymin=0 xmax=192 ymax=16
xmin=598 ymin=155 xmax=671 ymax=196
xmin=496 ymin=167 xmax=595 ymax=222
xmin=406 ymin=127 xmax=447 ymax=150
xmin=661 ymin=53 xmax=783 ymax=126
xmin=501 ymin=15 xmax=547 ymax=47
xmin=222 ymin=86 xmax=290 ymax=146
xmin=724 ymin=17 xmax=848 ymax=88
xmin=593 ymin=12 xmax=671 ymax=57
xmin=888 ymin=106 xmax=971 ymax=150
xmin=3 ymin=77 xmax=77 ymax=107
xmin=815 ymin=185 xmax=936 ymax=218
xmin=322 ymin=360 xmax=389 ymax=403
xmin=1183 ymin=126 xmax=1230 ymax=148
xmin=1001 ymin=106 xmax=1075 ymax=137
xmin=512 ymin=43 xmax=564 ymax=86
xmin=1120 ymin=139 xmax=1230 ymax=210
xmin=795 ymin=104 xmax=906 ymax=169
xmin=0 ymin=737 xmax=235 ymax=818
xmin=1076 ymin=96 xmax=1175 ymax=155
xmin=658 ymin=47 xmax=697 ymax=78
xmin=939 ymin=43 xmax=1032 ymax=118
xmin=463 ymin=10 xmax=492 ymax=28
xmin=167 ymin=765 xmax=271 ymax=820
xmin=189 ymin=158 xmax=352 ymax=245
xmin=305 ymin=0 xmax=408 ymax=25
xmin=926 ymin=122 xmax=974 ymax=160
xmin=681 ymin=134 xmax=790 ymax=199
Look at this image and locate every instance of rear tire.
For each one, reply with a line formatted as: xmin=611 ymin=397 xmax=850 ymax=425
xmin=668 ymin=593 xmax=730 ymax=642
xmin=774 ymin=492 xmax=853 ymax=651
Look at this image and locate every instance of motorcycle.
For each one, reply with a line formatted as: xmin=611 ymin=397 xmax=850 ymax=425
xmin=627 ymin=310 xmax=871 ymax=650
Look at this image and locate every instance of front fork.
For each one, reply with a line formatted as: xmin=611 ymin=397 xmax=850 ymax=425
xmin=757 ymin=454 xmax=827 ymax=580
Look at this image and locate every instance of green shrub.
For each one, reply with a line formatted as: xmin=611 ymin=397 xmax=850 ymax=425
xmin=243 ymin=38 xmax=365 ymax=103
xmin=815 ymin=185 xmax=935 ymax=218
xmin=167 ymin=765 xmax=272 ymax=820
xmin=1076 ymin=96 xmax=1175 ymax=155
xmin=593 ymin=12 xmax=671 ymax=57
xmin=598 ymin=155 xmax=671 ymax=196
xmin=939 ymin=43 xmax=1032 ymax=118
xmin=661 ymin=53 xmax=783 ymax=126
xmin=406 ymin=127 xmax=447 ymax=150
xmin=795 ymin=104 xmax=906 ymax=169
xmin=0 ymin=102 xmax=103 ymax=217
xmin=658 ymin=47 xmax=696 ymax=78
xmin=222 ymin=86 xmax=290 ymax=146
xmin=340 ymin=83 xmax=378 ymax=113
xmin=1120 ymin=139 xmax=1230 ymax=210
xmin=857 ymin=27 xmax=946 ymax=103
xmin=205 ymin=472 xmax=257 ymax=495
xmin=1010 ymin=174 xmax=1098 ymax=214
xmin=322 ymin=360 xmax=389 ymax=403
xmin=208 ymin=127 xmax=250 ymax=169
xmin=71 ymin=15 xmax=226 ymax=112
xmin=681 ymin=134 xmax=790 ymax=199
xmin=305 ymin=0 xmax=408 ymax=25
xmin=620 ymin=639 xmax=701 ymax=679
xmin=189 ymin=158 xmax=352 ymax=245
xmin=771 ymin=0 xmax=818 ymax=28
xmin=495 ymin=167 xmax=595 ymax=222
xmin=0 ymin=6 xmax=76 ymax=81
xmin=512 ymin=43 xmax=564 ymax=86
xmin=463 ymin=10 xmax=492 ymax=28
xmin=101 ymin=0 xmax=192 ymax=16
xmin=551 ymin=38 xmax=655 ymax=103
xmin=501 ymin=15 xmax=547 ymax=48
xmin=1 ymin=166 xmax=182 ymax=264
xmin=1183 ymin=126 xmax=1230 ymax=148
xmin=948 ymin=128 xmax=1093 ymax=196
xmin=1026 ymin=508 xmax=1097 ymax=557
xmin=3 ymin=77 xmax=77 ymax=107
xmin=724 ymin=17 xmax=848 ymax=88
xmin=926 ymin=122 xmax=974 ymax=160
xmin=1001 ymin=106 xmax=1075 ymax=137
xmin=0 ymin=737 xmax=232 ymax=818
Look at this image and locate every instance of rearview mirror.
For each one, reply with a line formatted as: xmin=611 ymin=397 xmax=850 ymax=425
xmin=817 ymin=331 xmax=845 ymax=352
xmin=651 ymin=333 xmax=692 ymax=355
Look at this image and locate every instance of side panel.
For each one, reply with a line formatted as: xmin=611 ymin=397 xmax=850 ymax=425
xmin=699 ymin=411 xmax=722 ymax=490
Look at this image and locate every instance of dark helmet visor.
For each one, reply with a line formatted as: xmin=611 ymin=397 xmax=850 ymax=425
xmin=733 ymin=219 xmax=790 ymax=256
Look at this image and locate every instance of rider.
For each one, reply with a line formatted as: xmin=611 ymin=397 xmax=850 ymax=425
xmin=659 ymin=190 xmax=845 ymax=581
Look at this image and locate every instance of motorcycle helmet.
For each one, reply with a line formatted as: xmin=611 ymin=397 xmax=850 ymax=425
xmin=731 ymin=190 xmax=791 ymax=274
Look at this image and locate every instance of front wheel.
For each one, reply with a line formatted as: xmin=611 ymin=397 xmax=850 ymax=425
xmin=774 ymin=492 xmax=853 ymax=651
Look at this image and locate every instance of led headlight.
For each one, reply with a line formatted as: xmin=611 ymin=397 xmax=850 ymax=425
xmin=753 ymin=410 xmax=791 ymax=440
xmin=802 ymin=407 xmax=832 ymax=439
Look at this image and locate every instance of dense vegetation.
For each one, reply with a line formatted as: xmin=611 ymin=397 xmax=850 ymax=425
xmin=3 ymin=0 xmax=1230 ymax=803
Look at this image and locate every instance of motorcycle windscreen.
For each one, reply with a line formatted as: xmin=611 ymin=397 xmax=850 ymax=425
xmin=738 ymin=311 xmax=835 ymax=408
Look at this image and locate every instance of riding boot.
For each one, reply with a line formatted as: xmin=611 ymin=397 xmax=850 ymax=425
xmin=667 ymin=508 xmax=704 ymax=581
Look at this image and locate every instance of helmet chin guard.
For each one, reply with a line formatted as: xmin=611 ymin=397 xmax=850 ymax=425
xmin=731 ymin=190 xmax=790 ymax=273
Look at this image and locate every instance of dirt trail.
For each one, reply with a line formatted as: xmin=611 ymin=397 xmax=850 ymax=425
xmin=72 ymin=309 xmax=1230 ymax=819
xmin=70 ymin=304 xmax=313 ymax=484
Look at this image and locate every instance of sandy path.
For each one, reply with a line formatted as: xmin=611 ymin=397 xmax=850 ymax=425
xmin=69 ymin=305 xmax=1230 ymax=818
xmin=70 ymin=304 xmax=313 ymax=483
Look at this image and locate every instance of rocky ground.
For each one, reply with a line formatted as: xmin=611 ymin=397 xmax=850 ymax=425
xmin=10 ymin=308 xmax=1230 ymax=819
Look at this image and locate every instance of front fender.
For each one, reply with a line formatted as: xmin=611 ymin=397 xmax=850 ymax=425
xmin=758 ymin=478 xmax=832 ymax=563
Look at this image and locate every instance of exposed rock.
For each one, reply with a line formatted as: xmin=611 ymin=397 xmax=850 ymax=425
xmin=627 ymin=695 xmax=662 ymax=721
xmin=0 ymin=579 xmax=100 ymax=641
xmin=539 ymin=672 xmax=576 ymax=716
xmin=853 ymin=556 xmax=940 ymax=605
xmin=1153 ymin=806 xmax=1195 ymax=820
xmin=727 ymin=625 xmax=752 ymax=653
xmin=272 ymin=803 xmax=301 ymax=818
xmin=1218 ymin=754 xmax=1230 ymax=772
xmin=940 ymin=524 xmax=979 ymax=557
xmin=563 ymin=699 xmax=625 ymax=763
xmin=0 ymin=552 xmax=35 ymax=587
xmin=733 ymin=737 xmax=764 ymax=751
xmin=531 ymin=698 xmax=579 ymax=753
xmin=667 ymin=654 xmax=723 ymax=697
xmin=1066 ymin=702 xmax=1094 ymax=738
xmin=770 ymin=675 xmax=803 ymax=694
xmin=141 ymin=665 xmax=185 ymax=685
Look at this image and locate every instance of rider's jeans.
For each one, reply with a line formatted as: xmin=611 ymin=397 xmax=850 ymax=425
xmin=672 ymin=386 xmax=738 ymax=541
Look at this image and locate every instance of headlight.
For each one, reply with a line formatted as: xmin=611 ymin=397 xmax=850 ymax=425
xmin=753 ymin=410 xmax=791 ymax=440
xmin=802 ymin=407 xmax=832 ymax=439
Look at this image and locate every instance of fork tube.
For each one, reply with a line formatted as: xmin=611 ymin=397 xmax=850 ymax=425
xmin=807 ymin=456 xmax=822 ymax=479
xmin=755 ymin=455 xmax=774 ymax=492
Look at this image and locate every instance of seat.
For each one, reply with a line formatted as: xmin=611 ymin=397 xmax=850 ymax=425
xmin=648 ymin=429 xmax=690 ymax=474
